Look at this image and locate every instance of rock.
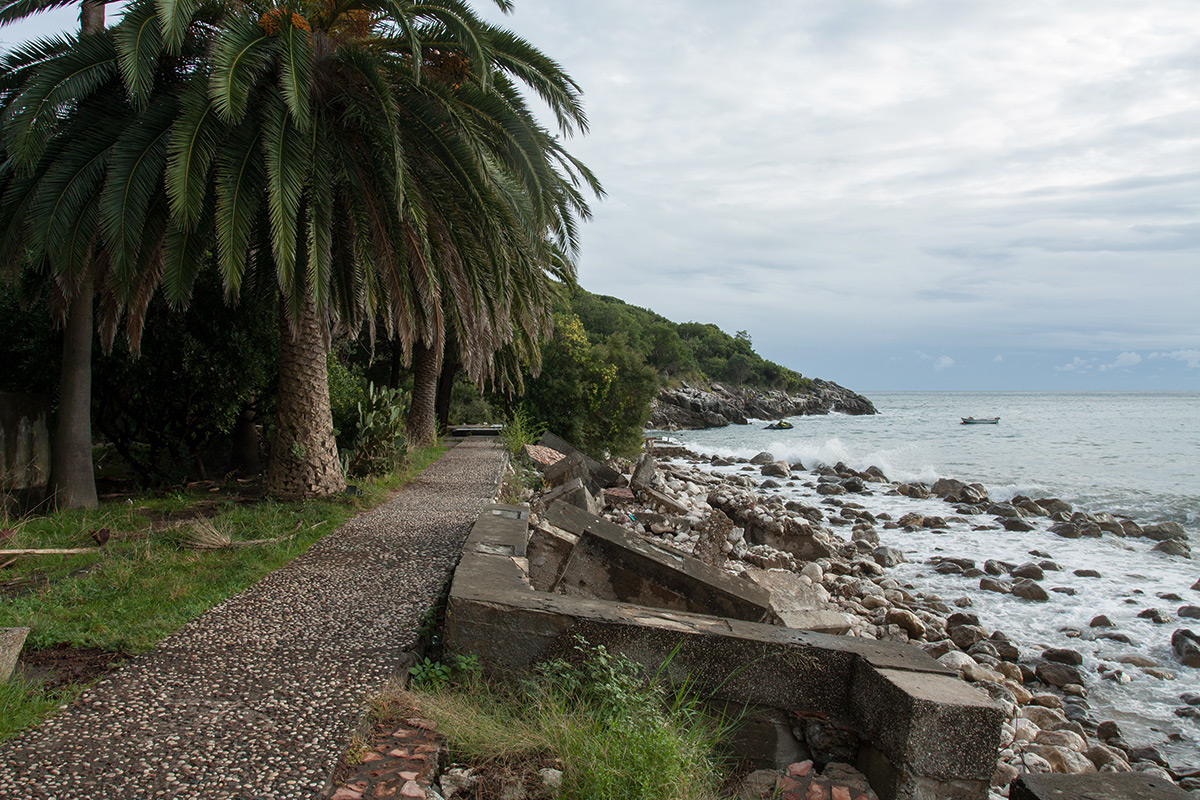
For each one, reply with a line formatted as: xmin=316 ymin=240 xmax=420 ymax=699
xmin=1142 ymin=521 xmax=1188 ymax=541
xmin=629 ymin=453 xmax=658 ymax=491
xmin=1179 ymin=605 xmax=1200 ymax=619
xmin=1043 ymin=648 xmax=1083 ymax=665
xmin=1033 ymin=729 xmax=1087 ymax=752
xmin=749 ymin=451 xmax=776 ymax=465
xmin=961 ymin=663 xmax=1005 ymax=683
xmin=980 ymin=576 xmax=1013 ymax=594
xmin=538 ymin=768 xmax=563 ymax=795
xmin=1011 ymin=563 xmax=1045 ymax=580
xmin=1089 ymin=614 xmax=1114 ymax=628
xmin=440 ymin=768 xmax=478 ymax=798
xmin=737 ymin=769 xmax=780 ymax=799
xmin=1036 ymin=661 xmax=1085 ymax=687
xmin=0 ymin=627 xmax=29 ymax=684
xmin=1137 ymin=608 xmax=1171 ymax=624
xmin=872 ymin=546 xmax=905 ymax=568
xmin=1083 ymin=743 xmax=1130 ymax=771
xmin=938 ymin=651 xmax=979 ymax=671
xmin=1074 ymin=569 xmax=1102 ymax=578
xmin=1003 ymin=517 xmax=1037 ymax=532
xmin=1013 ymin=579 xmax=1050 ymax=602
xmin=761 ymin=460 xmax=791 ymax=478
xmin=1050 ymin=522 xmax=1081 ymax=539
xmin=1019 ymin=753 xmax=1053 ymax=774
xmin=949 ymin=624 xmax=988 ymax=650
xmin=991 ymin=762 xmax=1019 ymax=788
xmin=1024 ymin=743 xmax=1097 ymax=774
xmin=1126 ymin=745 xmax=1168 ymax=766
xmin=1153 ymin=539 xmax=1191 ymax=557
xmin=1171 ymin=628 xmax=1200 ymax=667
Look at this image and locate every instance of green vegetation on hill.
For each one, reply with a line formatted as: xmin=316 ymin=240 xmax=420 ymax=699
xmin=509 ymin=287 xmax=809 ymax=459
xmin=567 ymin=288 xmax=809 ymax=392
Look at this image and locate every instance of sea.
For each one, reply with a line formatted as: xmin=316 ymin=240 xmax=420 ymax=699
xmin=654 ymin=391 xmax=1200 ymax=769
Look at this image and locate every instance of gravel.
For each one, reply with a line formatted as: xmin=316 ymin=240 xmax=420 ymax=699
xmin=0 ymin=438 xmax=506 ymax=799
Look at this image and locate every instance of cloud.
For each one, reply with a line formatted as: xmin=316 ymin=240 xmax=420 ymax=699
xmin=1057 ymin=356 xmax=1094 ymax=372
xmin=993 ymin=355 xmax=1004 ymax=362
xmin=934 ymin=356 xmax=955 ymax=371
xmin=1150 ymin=349 xmax=1200 ymax=369
xmin=1098 ymin=351 xmax=1142 ymax=371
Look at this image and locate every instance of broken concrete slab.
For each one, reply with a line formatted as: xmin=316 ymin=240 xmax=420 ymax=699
xmin=527 ymin=523 xmax=578 ymax=592
xmin=447 ymin=503 xmax=998 ymax=800
xmin=639 ymin=485 xmax=691 ymax=515
xmin=1009 ymin=772 xmax=1191 ymax=800
xmin=629 ymin=453 xmax=657 ymax=492
xmin=747 ymin=568 xmax=854 ymax=634
xmin=541 ymin=477 xmax=598 ymax=516
xmin=552 ymin=510 xmax=772 ymax=623
xmin=538 ymin=432 xmax=623 ymax=489
xmin=543 ymin=452 xmax=588 ymax=488
xmin=0 ymin=627 xmax=30 ymax=683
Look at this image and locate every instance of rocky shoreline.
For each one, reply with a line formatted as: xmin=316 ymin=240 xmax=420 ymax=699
xmin=523 ymin=439 xmax=1200 ymax=798
xmin=649 ymin=379 xmax=876 ymax=431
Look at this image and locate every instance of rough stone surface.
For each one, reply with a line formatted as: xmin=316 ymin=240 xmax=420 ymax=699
xmin=0 ymin=627 xmax=30 ymax=683
xmin=0 ymin=439 xmax=506 ymax=799
xmin=1010 ymin=772 xmax=1191 ymax=799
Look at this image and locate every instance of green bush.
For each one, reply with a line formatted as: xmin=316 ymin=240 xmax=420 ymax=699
xmin=343 ymin=383 xmax=408 ymax=478
xmin=499 ymin=407 xmax=545 ymax=457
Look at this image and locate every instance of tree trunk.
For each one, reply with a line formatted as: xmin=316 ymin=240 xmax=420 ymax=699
xmin=80 ymin=0 xmax=104 ymax=34
xmin=230 ymin=405 xmax=262 ymax=476
xmin=405 ymin=341 xmax=440 ymax=449
xmin=434 ymin=357 xmax=458 ymax=433
xmin=48 ymin=277 xmax=98 ymax=509
xmin=266 ymin=295 xmax=345 ymax=499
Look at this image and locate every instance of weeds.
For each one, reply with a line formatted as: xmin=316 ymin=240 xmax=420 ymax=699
xmin=499 ymin=407 xmax=544 ymax=457
xmin=408 ymin=641 xmax=732 ymax=800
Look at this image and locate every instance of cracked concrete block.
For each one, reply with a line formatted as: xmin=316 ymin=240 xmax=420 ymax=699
xmin=1 ymin=627 xmax=30 ymax=683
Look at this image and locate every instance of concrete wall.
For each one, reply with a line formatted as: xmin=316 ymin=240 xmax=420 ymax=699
xmin=0 ymin=393 xmax=50 ymax=503
xmin=446 ymin=504 xmax=1005 ymax=800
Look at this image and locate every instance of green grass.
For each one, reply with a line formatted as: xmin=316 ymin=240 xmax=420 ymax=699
xmin=406 ymin=643 xmax=733 ymax=800
xmin=0 ymin=443 xmax=445 ymax=741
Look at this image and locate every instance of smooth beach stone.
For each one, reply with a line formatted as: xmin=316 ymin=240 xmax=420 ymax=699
xmin=1153 ymin=539 xmax=1191 ymax=557
xmin=1043 ymin=647 xmax=1084 ymax=666
xmin=1012 ymin=562 xmax=1045 ymax=580
xmin=1003 ymin=517 xmax=1037 ymax=532
xmin=980 ymin=576 xmax=1012 ymax=594
xmin=1074 ymin=568 xmax=1102 ymax=578
xmin=1050 ymin=522 xmax=1081 ymax=538
xmin=1036 ymin=661 xmax=1085 ymax=688
xmin=1013 ymin=579 xmax=1050 ymax=602
xmin=1137 ymin=608 xmax=1171 ymax=624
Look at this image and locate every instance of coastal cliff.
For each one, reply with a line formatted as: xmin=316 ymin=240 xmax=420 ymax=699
xmin=649 ymin=379 xmax=876 ymax=430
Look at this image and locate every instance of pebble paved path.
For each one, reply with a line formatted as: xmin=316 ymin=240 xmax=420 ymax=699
xmin=0 ymin=438 xmax=506 ymax=800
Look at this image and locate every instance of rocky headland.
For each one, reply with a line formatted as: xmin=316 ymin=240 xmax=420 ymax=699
xmin=521 ymin=438 xmax=1200 ymax=799
xmin=649 ymin=379 xmax=877 ymax=430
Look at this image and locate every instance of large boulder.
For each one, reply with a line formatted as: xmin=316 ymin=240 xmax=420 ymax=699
xmin=1172 ymin=629 xmax=1200 ymax=668
xmin=1036 ymin=661 xmax=1085 ymax=687
xmin=760 ymin=460 xmax=791 ymax=478
xmin=1142 ymin=521 xmax=1188 ymax=541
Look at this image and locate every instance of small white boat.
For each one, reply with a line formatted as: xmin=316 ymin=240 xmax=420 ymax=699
xmin=961 ymin=417 xmax=1000 ymax=425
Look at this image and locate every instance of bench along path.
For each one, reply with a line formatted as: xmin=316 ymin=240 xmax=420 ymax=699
xmin=0 ymin=438 xmax=506 ymax=800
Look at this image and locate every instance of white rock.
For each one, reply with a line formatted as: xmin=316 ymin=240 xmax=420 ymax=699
xmin=938 ymin=651 xmax=979 ymax=671
xmin=800 ymin=562 xmax=823 ymax=583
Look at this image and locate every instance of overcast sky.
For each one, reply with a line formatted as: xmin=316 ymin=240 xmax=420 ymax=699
xmin=6 ymin=1 xmax=1198 ymax=390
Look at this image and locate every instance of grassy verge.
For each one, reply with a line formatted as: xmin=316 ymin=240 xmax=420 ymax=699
xmin=0 ymin=443 xmax=446 ymax=743
xmin=393 ymin=643 xmax=733 ymax=800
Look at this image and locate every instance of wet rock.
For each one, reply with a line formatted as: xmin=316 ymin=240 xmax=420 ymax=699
xmin=1171 ymin=628 xmax=1200 ymax=667
xmin=1050 ymin=522 xmax=1081 ymax=539
xmin=1142 ymin=521 xmax=1188 ymax=541
xmin=1003 ymin=517 xmax=1037 ymax=532
xmin=1042 ymin=648 xmax=1083 ymax=666
xmin=1013 ymin=579 xmax=1050 ymax=602
xmin=949 ymin=624 xmax=988 ymax=650
xmin=1136 ymin=608 xmax=1171 ymax=624
xmin=1095 ymin=720 xmax=1122 ymax=741
xmin=1011 ymin=563 xmax=1045 ymax=580
xmin=1036 ymin=661 xmax=1085 ymax=687
xmin=1152 ymin=539 xmax=1191 ymax=557
xmin=1089 ymin=614 xmax=1114 ymax=627
xmin=749 ymin=452 xmax=776 ymax=465
xmin=980 ymin=576 xmax=1012 ymax=594
xmin=1083 ymin=743 xmax=1131 ymax=771
xmin=1074 ymin=569 xmax=1102 ymax=578
xmin=761 ymin=460 xmax=791 ymax=478
xmin=984 ymin=559 xmax=1014 ymax=575
xmin=1125 ymin=745 xmax=1168 ymax=767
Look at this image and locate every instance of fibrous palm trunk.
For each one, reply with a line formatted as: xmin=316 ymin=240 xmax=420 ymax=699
xmin=266 ymin=295 xmax=345 ymax=499
xmin=405 ymin=341 xmax=441 ymax=449
xmin=48 ymin=276 xmax=98 ymax=509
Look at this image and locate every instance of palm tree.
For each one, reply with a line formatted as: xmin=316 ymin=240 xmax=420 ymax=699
xmin=0 ymin=2 xmax=175 ymax=508
xmin=111 ymin=0 xmax=598 ymax=492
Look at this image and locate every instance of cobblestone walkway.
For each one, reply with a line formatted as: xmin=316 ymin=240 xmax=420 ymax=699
xmin=0 ymin=438 xmax=506 ymax=800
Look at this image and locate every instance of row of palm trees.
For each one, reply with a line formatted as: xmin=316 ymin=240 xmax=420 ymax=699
xmin=0 ymin=0 xmax=599 ymax=506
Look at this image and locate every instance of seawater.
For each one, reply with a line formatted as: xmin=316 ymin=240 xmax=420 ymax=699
xmin=656 ymin=391 xmax=1200 ymax=768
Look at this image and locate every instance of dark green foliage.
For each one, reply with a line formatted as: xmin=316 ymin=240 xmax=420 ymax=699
xmin=520 ymin=311 xmax=657 ymax=459
xmin=90 ymin=268 xmax=278 ymax=485
xmin=569 ymin=287 xmax=806 ymax=391
xmin=0 ymin=278 xmax=58 ymax=395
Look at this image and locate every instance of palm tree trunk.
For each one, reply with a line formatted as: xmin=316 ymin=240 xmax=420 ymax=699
xmin=45 ymin=0 xmax=107 ymax=509
xmin=48 ymin=276 xmax=98 ymax=509
xmin=266 ymin=295 xmax=345 ymax=499
xmin=405 ymin=341 xmax=441 ymax=449
xmin=435 ymin=356 xmax=458 ymax=432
